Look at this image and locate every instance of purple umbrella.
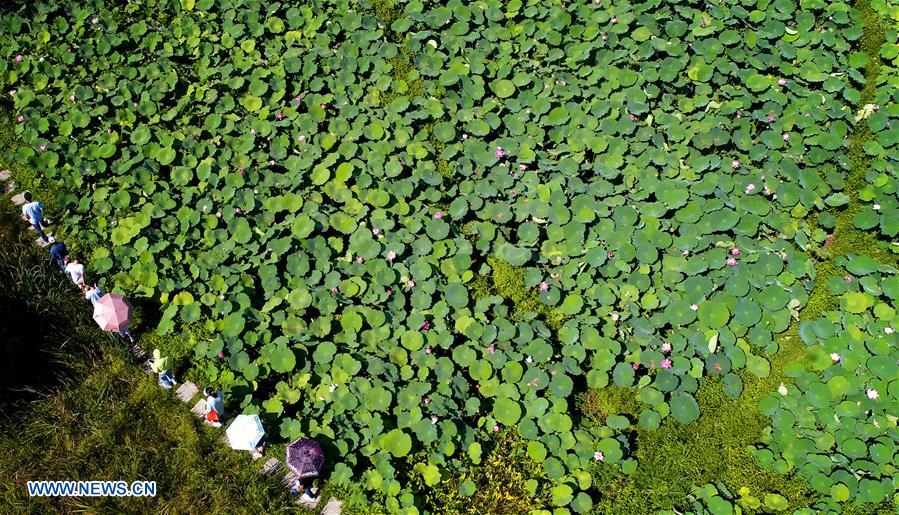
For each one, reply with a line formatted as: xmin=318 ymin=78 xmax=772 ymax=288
xmin=286 ymin=438 xmax=325 ymax=478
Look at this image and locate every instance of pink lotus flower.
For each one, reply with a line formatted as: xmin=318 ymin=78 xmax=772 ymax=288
xmin=424 ymin=397 xmax=430 ymax=405
xmin=462 ymin=133 xmax=468 ymax=140
xmin=294 ymin=95 xmax=302 ymax=102
xmin=607 ymin=251 xmax=614 ymax=259
xmin=661 ymin=358 xmax=672 ymax=369
xmin=70 ymin=95 xmax=76 ymax=101
xmin=732 ymin=159 xmax=740 ymax=169
xmin=218 ymin=352 xmax=224 ymax=359
xmin=519 ymin=164 xmax=526 ymax=171
xmin=238 ymin=168 xmax=244 ymax=174
xmin=682 ymin=249 xmax=690 ymax=256
xmin=407 ymin=279 xmax=415 ymax=287
xmin=783 ymin=134 xmax=790 ymax=141
xmin=629 ymin=114 xmax=636 ymax=121
xmin=434 ymin=212 xmax=443 ymax=219
xmin=372 ymin=228 xmax=381 ymax=236
xmin=15 ymin=55 xmax=22 ymax=62
xmin=661 ymin=342 xmax=672 ymax=353
xmin=425 ymin=347 xmax=431 ymax=354
xmin=843 ymin=275 xmax=852 ymax=283
xmin=39 ymin=144 xmax=46 ymax=151
xmin=356 ymin=256 xmax=364 ymax=264
xmin=216 ymin=211 xmax=222 ymax=218
xmin=768 ymin=115 xmax=776 ymax=123
xmin=431 ymin=415 xmax=438 ymax=424
xmin=495 ymin=147 xmax=506 ymax=159
xmin=777 ymin=78 xmax=787 ymax=86
xmin=330 ymin=287 xmax=338 ymax=293
xmin=387 ymin=251 xmax=396 ymax=261
xmin=16 ymin=114 xmax=24 ymax=122
xmin=602 ymin=34 xmax=608 ymax=41
xmin=277 ymin=112 xmax=284 ymax=120
xmin=539 ymin=281 xmax=549 ymax=292
xmin=594 ymin=451 xmax=604 ymax=461
xmin=421 ymin=321 xmax=430 ymax=330
xmin=488 ymin=344 xmax=495 ymax=354
xmin=690 ymin=304 xmax=699 ymax=311
xmin=730 ymin=247 xmax=740 ymax=256
xmin=235 ymin=208 xmax=242 ymax=214
xmin=40 ymin=172 xmax=45 ymax=178
xmin=67 ymin=47 xmax=72 ymax=53
xmin=610 ymin=16 xmax=617 ymax=23
xmin=745 ymin=183 xmax=756 ymax=193
xmin=386 ymin=289 xmax=393 ymax=295
xmin=298 ymin=135 xmax=305 ymax=142
xmin=492 ymin=424 xmax=500 ymax=432
xmin=867 ymin=389 xmax=879 ymax=400
xmin=632 ymin=363 xmax=639 ymax=370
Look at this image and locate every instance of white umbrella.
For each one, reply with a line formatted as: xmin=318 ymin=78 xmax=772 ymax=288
xmin=226 ymin=414 xmax=264 ymax=451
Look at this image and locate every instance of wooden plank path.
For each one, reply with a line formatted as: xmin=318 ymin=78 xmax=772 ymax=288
xmin=1 ymin=170 xmax=343 ymax=515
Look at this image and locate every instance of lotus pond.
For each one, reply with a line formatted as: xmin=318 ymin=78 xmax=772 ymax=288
xmin=1 ymin=0 xmax=897 ymax=513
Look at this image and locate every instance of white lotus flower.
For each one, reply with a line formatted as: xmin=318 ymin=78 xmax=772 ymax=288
xmin=778 ymin=383 xmax=788 ymax=396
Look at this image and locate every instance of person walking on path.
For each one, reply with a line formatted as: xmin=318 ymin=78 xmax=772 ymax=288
xmin=49 ymin=238 xmax=68 ymax=271
xmin=81 ymin=282 xmax=104 ymax=306
xmin=203 ymin=387 xmax=224 ymax=428
xmin=20 ymin=191 xmax=49 ymax=242
xmin=65 ymin=252 xmax=86 ymax=285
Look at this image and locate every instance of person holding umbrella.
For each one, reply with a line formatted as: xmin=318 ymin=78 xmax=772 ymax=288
xmin=286 ymin=439 xmax=325 ymax=502
xmin=225 ymin=414 xmax=265 ymax=459
xmin=92 ymin=292 xmax=136 ymax=343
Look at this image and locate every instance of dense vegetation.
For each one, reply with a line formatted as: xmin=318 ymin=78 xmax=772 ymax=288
xmin=1 ymin=0 xmax=896 ymax=513
xmin=0 ymin=195 xmax=290 ymax=513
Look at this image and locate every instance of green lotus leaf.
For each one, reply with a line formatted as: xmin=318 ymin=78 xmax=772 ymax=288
xmin=491 ymin=79 xmax=515 ymax=98
xmin=382 ymin=428 xmax=412 ymax=457
xmin=492 ymin=397 xmax=521 ymax=426
xmin=270 ymin=346 xmax=296 ymax=374
xmin=496 ymin=243 xmax=531 ymax=266
xmin=670 ymin=392 xmax=700 ymax=424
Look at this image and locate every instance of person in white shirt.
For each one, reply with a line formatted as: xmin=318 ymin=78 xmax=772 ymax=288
xmin=65 ymin=253 xmax=86 ymax=285
xmin=20 ymin=191 xmax=49 ymax=242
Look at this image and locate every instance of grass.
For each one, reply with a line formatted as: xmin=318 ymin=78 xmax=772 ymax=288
xmin=580 ymin=0 xmax=895 ymax=513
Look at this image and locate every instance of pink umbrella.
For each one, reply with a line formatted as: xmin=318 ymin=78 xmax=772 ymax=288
xmin=93 ymin=293 xmax=133 ymax=332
